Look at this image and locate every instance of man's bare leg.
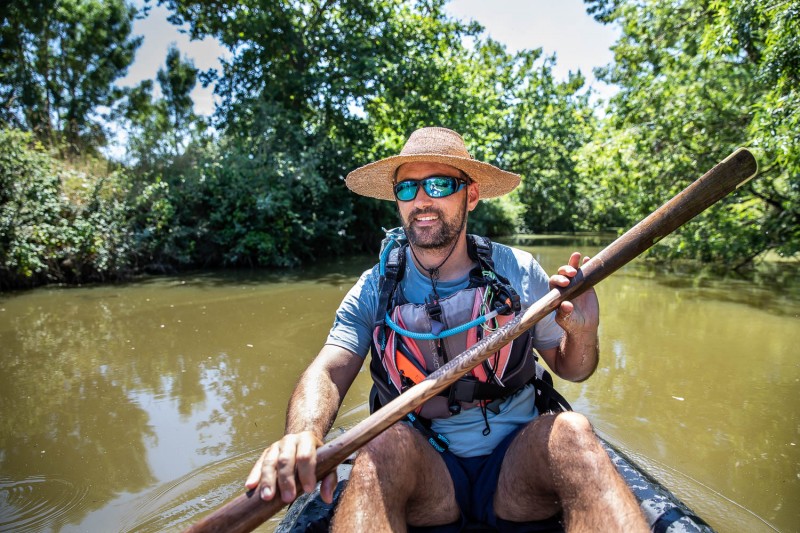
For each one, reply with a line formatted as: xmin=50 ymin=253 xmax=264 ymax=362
xmin=331 ymin=422 xmax=460 ymax=532
xmin=495 ymin=411 xmax=649 ymax=532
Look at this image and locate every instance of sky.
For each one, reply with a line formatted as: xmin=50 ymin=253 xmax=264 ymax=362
xmin=117 ymin=0 xmax=620 ymax=116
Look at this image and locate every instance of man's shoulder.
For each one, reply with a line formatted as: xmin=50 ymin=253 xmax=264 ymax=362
xmin=360 ymin=263 xmax=382 ymax=286
xmin=487 ymin=239 xmax=535 ymax=269
xmin=344 ymin=263 xmax=382 ymax=301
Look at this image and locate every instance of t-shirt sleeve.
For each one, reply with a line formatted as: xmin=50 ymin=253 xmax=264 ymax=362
xmin=494 ymin=245 xmax=563 ymax=351
xmin=526 ymin=260 xmax=564 ymax=352
xmin=325 ymin=265 xmax=380 ymax=358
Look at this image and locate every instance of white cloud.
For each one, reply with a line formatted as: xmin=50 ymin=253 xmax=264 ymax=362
xmin=117 ymin=2 xmax=229 ymax=116
xmin=445 ymin=0 xmax=620 ymax=103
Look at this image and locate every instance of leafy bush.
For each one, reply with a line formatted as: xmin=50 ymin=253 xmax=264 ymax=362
xmin=0 ymin=129 xmax=133 ymax=289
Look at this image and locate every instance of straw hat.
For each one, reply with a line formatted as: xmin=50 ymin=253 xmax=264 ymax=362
xmin=345 ymin=127 xmax=520 ymax=201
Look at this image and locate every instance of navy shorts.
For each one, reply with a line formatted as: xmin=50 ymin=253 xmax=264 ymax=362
xmin=410 ymin=426 xmax=563 ymax=533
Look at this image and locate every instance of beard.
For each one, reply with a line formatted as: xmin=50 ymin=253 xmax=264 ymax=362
xmin=401 ymin=205 xmax=466 ymax=250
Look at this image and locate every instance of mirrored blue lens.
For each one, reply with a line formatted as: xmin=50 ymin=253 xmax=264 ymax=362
xmin=394 ymin=180 xmax=421 ymax=201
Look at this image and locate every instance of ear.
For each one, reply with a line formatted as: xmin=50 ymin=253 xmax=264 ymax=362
xmin=467 ymin=182 xmax=480 ymax=212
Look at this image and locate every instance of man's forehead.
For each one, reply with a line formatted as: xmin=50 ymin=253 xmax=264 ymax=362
xmin=396 ymin=162 xmax=461 ymax=179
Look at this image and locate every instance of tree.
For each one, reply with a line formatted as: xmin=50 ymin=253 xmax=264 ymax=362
xmin=582 ymin=0 xmax=799 ymax=266
xmin=492 ymin=51 xmax=595 ymax=233
xmin=123 ymin=44 xmax=203 ymax=168
xmin=155 ymin=0 xmax=596 ymax=268
xmin=155 ymin=0 xmax=489 ymax=266
xmin=361 ymin=34 xmax=595 ymax=234
xmin=0 ymin=0 xmax=141 ymax=155
xmin=156 ymin=44 xmax=200 ymax=154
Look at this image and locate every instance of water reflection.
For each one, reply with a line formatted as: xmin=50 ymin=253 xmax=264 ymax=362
xmin=0 ymin=264 xmax=376 ymax=532
xmin=0 ymin=291 xmax=158 ymax=530
xmin=0 ymin=244 xmax=797 ymax=532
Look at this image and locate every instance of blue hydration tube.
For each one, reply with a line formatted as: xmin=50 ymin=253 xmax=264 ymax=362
xmin=379 ymin=228 xmax=405 ymax=276
xmin=384 ymin=309 xmax=500 ymax=341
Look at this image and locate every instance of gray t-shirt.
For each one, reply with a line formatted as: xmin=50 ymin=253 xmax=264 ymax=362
xmin=326 ymin=241 xmax=563 ymax=457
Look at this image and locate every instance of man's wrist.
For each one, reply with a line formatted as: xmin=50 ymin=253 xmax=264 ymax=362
xmin=564 ymin=325 xmax=599 ymax=341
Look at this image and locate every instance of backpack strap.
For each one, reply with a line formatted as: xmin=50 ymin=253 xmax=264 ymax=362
xmin=466 ymin=234 xmax=521 ymax=315
xmin=375 ymin=244 xmax=406 ymax=325
xmin=533 ymin=363 xmax=573 ymax=413
xmin=467 ymin=234 xmax=495 ymax=272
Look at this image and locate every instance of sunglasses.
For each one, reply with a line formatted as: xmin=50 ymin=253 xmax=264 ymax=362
xmin=393 ymin=176 xmax=468 ymax=202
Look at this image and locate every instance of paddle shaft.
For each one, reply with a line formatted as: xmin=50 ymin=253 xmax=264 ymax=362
xmin=184 ymin=148 xmax=757 ymax=533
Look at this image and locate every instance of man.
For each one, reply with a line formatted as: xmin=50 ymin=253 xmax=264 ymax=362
xmin=246 ymin=127 xmax=648 ymax=531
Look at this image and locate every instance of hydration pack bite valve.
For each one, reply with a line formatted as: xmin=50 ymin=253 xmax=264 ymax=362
xmin=491 ymin=282 xmax=521 ymax=315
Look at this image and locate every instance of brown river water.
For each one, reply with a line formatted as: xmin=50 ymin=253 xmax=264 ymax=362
xmin=0 ymin=238 xmax=798 ymax=532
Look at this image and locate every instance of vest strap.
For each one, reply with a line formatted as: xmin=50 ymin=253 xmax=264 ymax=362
xmin=376 ymin=246 xmax=403 ymax=325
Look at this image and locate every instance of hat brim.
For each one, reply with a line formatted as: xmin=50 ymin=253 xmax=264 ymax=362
xmin=345 ymin=153 xmax=521 ymax=201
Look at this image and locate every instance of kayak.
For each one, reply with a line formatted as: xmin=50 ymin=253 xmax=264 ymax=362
xmin=275 ymin=436 xmax=714 ymax=533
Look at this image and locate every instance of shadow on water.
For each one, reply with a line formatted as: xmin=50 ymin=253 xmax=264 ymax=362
xmin=625 ymin=260 xmax=800 ymax=318
xmin=507 ymin=232 xmax=800 ymax=317
xmin=0 ymin=254 xmax=375 ymax=302
xmin=505 ymin=232 xmax=617 ymax=249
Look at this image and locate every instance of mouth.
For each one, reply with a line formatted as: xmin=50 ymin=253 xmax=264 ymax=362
xmin=415 ymin=214 xmax=439 ymax=222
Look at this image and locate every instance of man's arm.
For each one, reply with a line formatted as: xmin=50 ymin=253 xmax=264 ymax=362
xmin=538 ymin=252 xmax=600 ymax=382
xmin=245 ymin=344 xmax=363 ymax=504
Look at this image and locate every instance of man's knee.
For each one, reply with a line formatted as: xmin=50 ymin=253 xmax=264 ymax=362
xmin=355 ymin=422 xmax=420 ymax=472
xmin=555 ymin=411 xmax=591 ymax=428
xmin=548 ymin=412 xmax=610 ymax=472
xmin=514 ymin=411 xmax=594 ymax=453
xmin=551 ymin=411 xmax=594 ymax=442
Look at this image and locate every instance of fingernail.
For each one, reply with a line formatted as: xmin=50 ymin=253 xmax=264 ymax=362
xmin=261 ymin=487 xmax=272 ymax=499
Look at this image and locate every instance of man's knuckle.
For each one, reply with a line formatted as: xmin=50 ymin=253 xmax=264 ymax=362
xmin=296 ymin=449 xmax=314 ymax=462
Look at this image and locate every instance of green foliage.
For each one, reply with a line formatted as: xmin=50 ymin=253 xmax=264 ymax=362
xmin=0 ymin=129 xmax=134 ymax=288
xmin=123 ymin=44 xmax=206 ymax=171
xmin=153 ymin=0 xmax=595 ymax=266
xmin=0 ymin=0 xmax=141 ymax=155
xmin=6 ymin=0 xmax=792 ymax=289
xmin=360 ymin=32 xmax=595 ymax=234
xmin=494 ymin=56 xmax=595 ymax=233
xmin=157 ymin=45 xmax=198 ymax=136
xmin=469 ymin=197 xmax=518 ymax=238
xmin=582 ymin=0 xmax=800 ymax=266
xmin=154 ymin=0 xmax=484 ymax=264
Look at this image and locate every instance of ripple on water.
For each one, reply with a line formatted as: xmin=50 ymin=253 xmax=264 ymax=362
xmin=0 ymin=476 xmax=89 ymax=532
xmin=119 ymin=450 xmax=259 ymax=532
xmin=121 ymin=416 xmax=367 ymax=532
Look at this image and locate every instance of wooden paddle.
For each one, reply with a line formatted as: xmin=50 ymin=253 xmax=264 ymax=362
xmin=184 ymin=148 xmax=757 ymax=533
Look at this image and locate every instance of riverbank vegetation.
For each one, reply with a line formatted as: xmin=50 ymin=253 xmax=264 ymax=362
xmin=1 ymin=0 xmax=797 ymax=289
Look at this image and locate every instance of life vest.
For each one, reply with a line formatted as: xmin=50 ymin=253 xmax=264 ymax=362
xmin=368 ymin=228 xmax=538 ymax=424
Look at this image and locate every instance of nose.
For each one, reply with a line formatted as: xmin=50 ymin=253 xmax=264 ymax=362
xmin=413 ymin=186 xmax=434 ymax=208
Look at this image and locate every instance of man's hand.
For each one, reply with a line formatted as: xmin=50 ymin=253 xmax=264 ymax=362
xmin=243 ymin=345 xmax=362 ymax=505
xmin=245 ymin=430 xmax=338 ymax=504
xmin=542 ymin=251 xmax=600 ymax=381
xmin=549 ymin=251 xmax=599 ymax=334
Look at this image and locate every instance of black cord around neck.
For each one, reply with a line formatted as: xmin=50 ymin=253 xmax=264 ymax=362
xmin=410 ymin=235 xmax=460 ymax=301
xmin=408 ymin=184 xmax=470 ymax=301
